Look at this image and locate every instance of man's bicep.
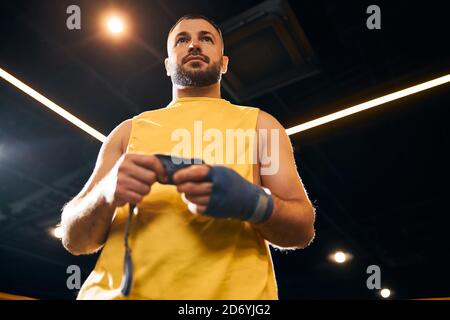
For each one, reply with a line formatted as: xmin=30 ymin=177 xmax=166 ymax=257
xmin=76 ymin=119 xmax=131 ymax=199
xmin=258 ymin=111 xmax=310 ymax=203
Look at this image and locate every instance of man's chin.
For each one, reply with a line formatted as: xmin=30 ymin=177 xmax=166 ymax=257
xmin=182 ymin=69 xmax=209 ymax=78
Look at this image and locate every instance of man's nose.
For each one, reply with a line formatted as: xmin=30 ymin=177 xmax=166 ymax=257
xmin=188 ymin=40 xmax=201 ymax=51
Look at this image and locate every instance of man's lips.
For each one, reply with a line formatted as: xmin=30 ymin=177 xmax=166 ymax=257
xmin=184 ymin=56 xmax=207 ymax=63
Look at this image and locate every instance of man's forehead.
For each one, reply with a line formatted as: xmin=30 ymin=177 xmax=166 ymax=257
xmin=170 ymin=19 xmax=219 ymax=40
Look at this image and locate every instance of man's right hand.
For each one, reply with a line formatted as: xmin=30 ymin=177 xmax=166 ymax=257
xmin=103 ymin=153 xmax=167 ymax=207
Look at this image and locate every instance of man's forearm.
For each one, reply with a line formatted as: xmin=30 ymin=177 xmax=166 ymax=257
xmin=61 ymin=182 xmax=117 ymax=255
xmin=252 ymin=193 xmax=315 ymax=249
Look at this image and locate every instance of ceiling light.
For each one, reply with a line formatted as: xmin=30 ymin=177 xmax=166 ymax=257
xmin=0 ymin=67 xmax=106 ymax=142
xmin=380 ymin=288 xmax=391 ymax=298
xmin=107 ymin=17 xmax=124 ymax=34
xmin=286 ymin=74 xmax=450 ymax=135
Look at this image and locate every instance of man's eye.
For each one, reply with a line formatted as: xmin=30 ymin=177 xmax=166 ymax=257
xmin=202 ymin=37 xmax=213 ymax=42
xmin=176 ymin=38 xmax=187 ymax=44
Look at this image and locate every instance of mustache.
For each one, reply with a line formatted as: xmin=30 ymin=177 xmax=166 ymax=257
xmin=183 ymin=53 xmax=210 ymax=64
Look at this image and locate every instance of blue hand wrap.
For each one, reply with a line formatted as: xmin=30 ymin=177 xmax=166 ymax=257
xmin=203 ymin=166 xmax=274 ymax=224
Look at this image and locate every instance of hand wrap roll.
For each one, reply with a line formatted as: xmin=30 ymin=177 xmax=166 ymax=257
xmin=154 ymin=154 xmax=204 ymax=185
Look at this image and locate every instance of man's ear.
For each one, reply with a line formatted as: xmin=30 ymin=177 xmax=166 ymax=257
xmin=164 ymin=58 xmax=171 ymax=76
xmin=221 ymin=56 xmax=229 ymax=74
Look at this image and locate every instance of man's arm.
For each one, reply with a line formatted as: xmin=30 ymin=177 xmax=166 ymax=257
xmin=253 ymin=111 xmax=316 ymax=249
xmin=60 ymin=119 xmax=131 ymax=255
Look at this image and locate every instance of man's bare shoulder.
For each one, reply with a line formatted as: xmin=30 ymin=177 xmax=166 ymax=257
xmin=114 ymin=118 xmax=132 ymax=153
xmin=256 ymin=110 xmax=285 ymax=131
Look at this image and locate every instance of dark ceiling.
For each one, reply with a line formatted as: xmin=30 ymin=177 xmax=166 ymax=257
xmin=0 ymin=0 xmax=449 ymax=300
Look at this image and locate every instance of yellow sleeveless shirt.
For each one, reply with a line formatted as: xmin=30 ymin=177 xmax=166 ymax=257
xmin=77 ymin=97 xmax=278 ymax=300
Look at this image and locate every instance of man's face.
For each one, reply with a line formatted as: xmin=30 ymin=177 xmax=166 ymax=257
xmin=165 ymin=19 xmax=228 ymax=87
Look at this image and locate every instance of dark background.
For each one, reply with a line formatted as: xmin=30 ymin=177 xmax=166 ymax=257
xmin=0 ymin=0 xmax=449 ymax=299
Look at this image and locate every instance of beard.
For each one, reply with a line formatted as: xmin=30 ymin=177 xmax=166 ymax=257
xmin=171 ymin=58 xmax=223 ymax=87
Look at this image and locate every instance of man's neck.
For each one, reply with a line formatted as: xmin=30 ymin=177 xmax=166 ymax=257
xmin=171 ymin=82 xmax=221 ymax=101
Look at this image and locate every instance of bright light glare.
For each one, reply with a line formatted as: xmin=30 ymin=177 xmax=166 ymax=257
xmin=107 ymin=17 xmax=124 ymax=34
xmin=380 ymin=288 xmax=391 ymax=298
xmin=334 ymin=251 xmax=347 ymax=263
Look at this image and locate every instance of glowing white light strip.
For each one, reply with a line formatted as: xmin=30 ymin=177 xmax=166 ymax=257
xmin=2 ymin=66 xmax=448 ymax=141
xmin=0 ymin=67 xmax=107 ymax=142
xmin=286 ymin=74 xmax=450 ymax=135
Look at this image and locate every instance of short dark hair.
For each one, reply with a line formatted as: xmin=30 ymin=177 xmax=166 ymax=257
xmin=168 ymin=14 xmax=223 ymax=45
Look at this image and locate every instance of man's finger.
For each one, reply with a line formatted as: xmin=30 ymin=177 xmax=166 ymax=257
xmin=196 ymin=205 xmax=206 ymax=214
xmin=130 ymin=154 xmax=167 ymax=182
xmin=185 ymin=194 xmax=210 ymax=206
xmin=173 ymin=165 xmax=210 ymax=184
xmin=125 ymin=163 xmax=157 ymax=185
xmin=176 ymin=182 xmax=212 ymax=196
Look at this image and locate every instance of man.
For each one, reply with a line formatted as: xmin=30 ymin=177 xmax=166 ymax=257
xmin=61 ymin=14 xmax=315 ymax=300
